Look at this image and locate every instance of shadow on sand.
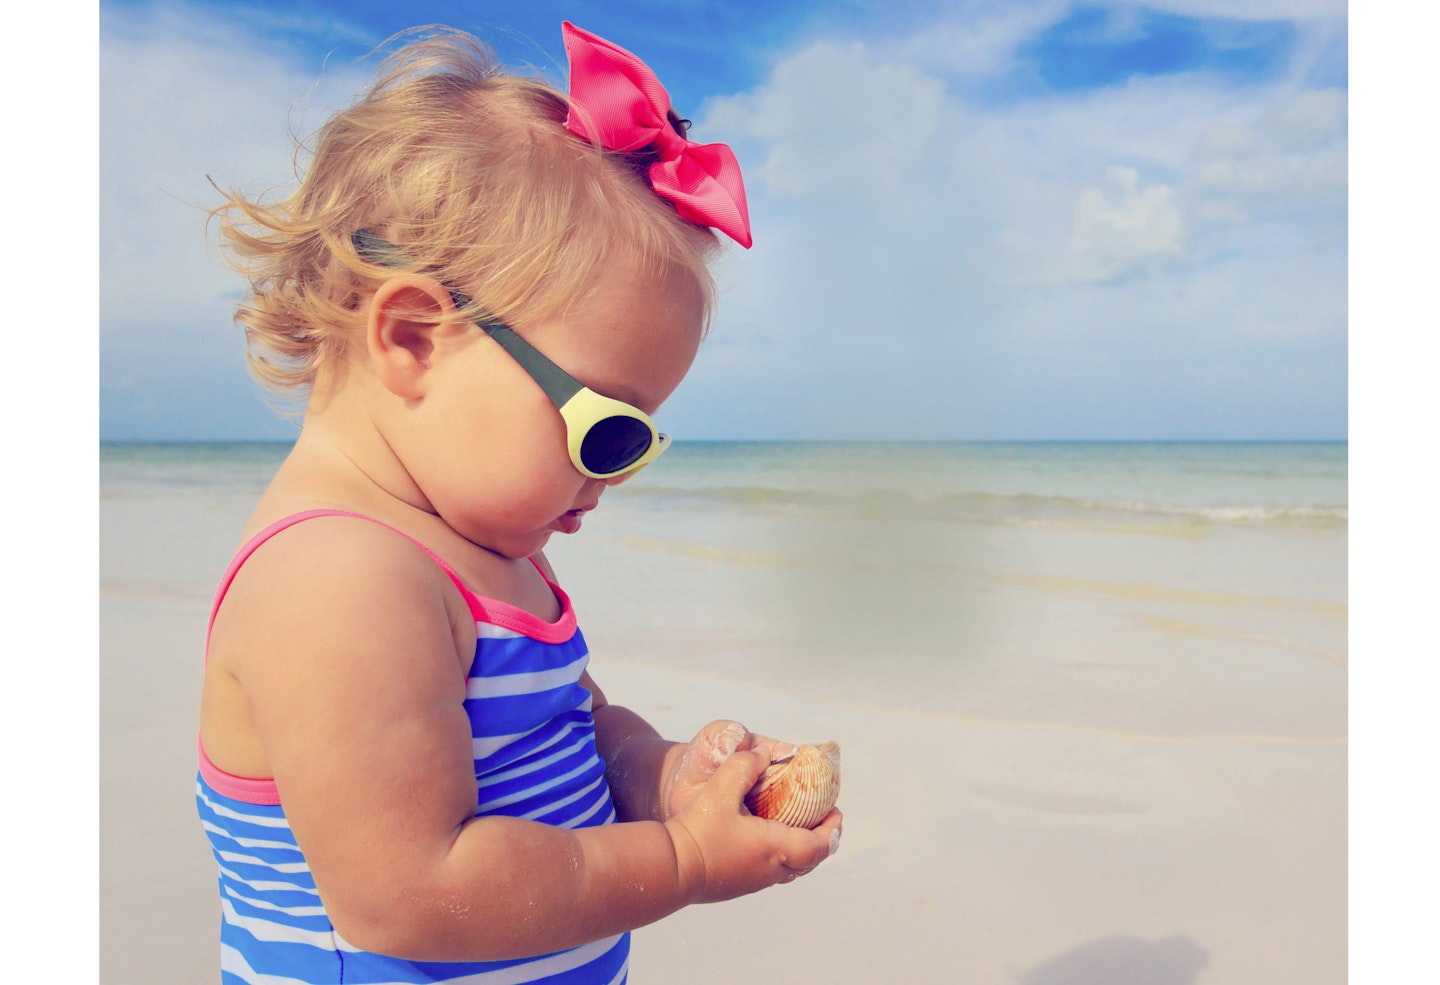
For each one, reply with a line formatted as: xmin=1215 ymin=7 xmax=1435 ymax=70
xmin=1019 ymin=935 xmax=1208 ymax=985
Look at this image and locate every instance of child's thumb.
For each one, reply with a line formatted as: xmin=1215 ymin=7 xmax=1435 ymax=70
xmin=710 ymin=747 xmax=769 ymax=802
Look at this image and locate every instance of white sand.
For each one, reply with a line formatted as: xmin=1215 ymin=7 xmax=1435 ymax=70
xmin=100 ymin=486 xmax=1346 ymax=984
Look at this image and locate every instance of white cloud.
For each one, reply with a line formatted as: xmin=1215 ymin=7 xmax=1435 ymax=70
xmin=100 ymin=3 xmax=372 ymax=437
xmin=880 ymin=1 xmax=1071 ymax=82
xmin=100 ymin=3 xmax=367 ymax=335
xmin=1065 ymin=166 xmax=1186 ymax=283
xmin=670 ymin=15 xmax=1348 ymax=439
xmin=1130 ymin=0 xmax=1346 ymax=20
xmin=706 ymin=41 xmax=952 ymax=206
xmin=1189 ymin=88 xmax=1347 ymax=225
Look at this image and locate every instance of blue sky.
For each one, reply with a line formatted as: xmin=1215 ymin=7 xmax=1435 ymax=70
xmin=99 ymin=0 xmax=1350 ymax=441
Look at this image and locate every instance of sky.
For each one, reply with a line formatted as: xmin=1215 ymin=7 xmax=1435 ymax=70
xmin=98 ymin=0 xmax=1351 ymax=441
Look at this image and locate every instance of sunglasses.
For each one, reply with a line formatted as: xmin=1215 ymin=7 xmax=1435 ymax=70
xmin=352 ymin=231 xmax=669 ymax=480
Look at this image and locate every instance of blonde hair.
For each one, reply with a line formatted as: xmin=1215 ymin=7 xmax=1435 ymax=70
xmin=212 ymin=25 xmax=721 ymax=394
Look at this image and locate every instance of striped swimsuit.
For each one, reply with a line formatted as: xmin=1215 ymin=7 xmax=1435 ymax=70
xmin=196 ymin=510 xmax=630 ymax=985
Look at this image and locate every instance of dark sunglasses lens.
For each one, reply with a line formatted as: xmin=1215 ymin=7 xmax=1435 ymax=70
xmin=581 ymin=416 xmax=653 ymax=475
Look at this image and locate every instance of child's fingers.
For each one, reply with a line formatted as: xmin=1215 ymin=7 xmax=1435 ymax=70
xmin=681 ymin=720 xmax=751 ymax=773
xmin=746 ymin=733 xmax=797 ymax=764
xmin=702 ymin=720 xmax=751 ymax=766
xmin=774 ymin=807 xmax=843 ymax=876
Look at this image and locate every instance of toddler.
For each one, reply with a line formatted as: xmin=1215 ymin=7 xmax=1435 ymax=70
xmin=196 ymin=21 xmax=841 ymax=985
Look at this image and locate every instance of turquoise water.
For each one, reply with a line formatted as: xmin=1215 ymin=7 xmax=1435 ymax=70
xmin=100 ymin=438 xmax=1349 ymax=729
xmin=100 ymin=441 xmax=294 ymax=493
xmin=627 ymin=440 xmax=1347 ymax=531
xmin=100 ymin=440 xmax=1347 ymax=532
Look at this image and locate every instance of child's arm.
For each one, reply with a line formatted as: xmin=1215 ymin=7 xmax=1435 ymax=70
xmin=585 ymin=684 xmax=685 ymax=821
xmin=214 ymin=520 xmax=839 ymax=963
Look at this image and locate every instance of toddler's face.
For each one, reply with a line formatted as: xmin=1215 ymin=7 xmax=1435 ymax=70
xmin=412 ymin=256 xmax=705 ymax=559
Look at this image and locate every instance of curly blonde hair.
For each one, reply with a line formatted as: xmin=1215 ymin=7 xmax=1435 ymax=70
xmin=211 ymin=25 xmax=721 ymax=394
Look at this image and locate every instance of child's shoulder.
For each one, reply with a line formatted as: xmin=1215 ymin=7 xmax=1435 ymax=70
xmin=235 ymin=509 xmax=449 ymax=592
xmin=213 ymin=510 xmax=478 ymax=675
xmin=201 ymin=508 xmax=486 ymax=790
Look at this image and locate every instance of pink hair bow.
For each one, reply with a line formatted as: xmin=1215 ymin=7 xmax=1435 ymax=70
xmin=562 ymin=21 xmax=753 ymax=248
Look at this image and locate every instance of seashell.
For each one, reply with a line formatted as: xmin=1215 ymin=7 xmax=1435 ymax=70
xmin=744 ymin=741 xmax=841 ymax=829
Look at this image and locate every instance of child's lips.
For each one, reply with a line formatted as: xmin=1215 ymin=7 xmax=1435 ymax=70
xmin=554 ymin=507 xmax=589 ymax=534
xmin=554 ymin=496 xmax=600 ymax=534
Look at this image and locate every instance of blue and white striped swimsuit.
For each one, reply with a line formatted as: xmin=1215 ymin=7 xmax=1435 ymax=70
xmin=196 ymin=510 xmax=629 ymax=985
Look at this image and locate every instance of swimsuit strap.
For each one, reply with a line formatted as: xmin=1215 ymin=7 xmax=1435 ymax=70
xmin=206 ymin=509 xmax=577 ymax=646
xmin=198 ymin=508 xmax=576 ymax=803
xmin=205 ymin=509 xmax=485 ymax=649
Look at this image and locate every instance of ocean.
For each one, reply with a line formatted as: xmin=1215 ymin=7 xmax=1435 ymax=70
xmin=99 ymin=439 xmax=1347 ymax=530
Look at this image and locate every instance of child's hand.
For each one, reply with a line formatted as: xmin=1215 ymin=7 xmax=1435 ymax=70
xmin=663 ymin=746 xmax=843 ymax=904
xmin=663 ymin=720 xmax=801 ymax=820
xmin=664 ymin=720 xmax=749 ymax=820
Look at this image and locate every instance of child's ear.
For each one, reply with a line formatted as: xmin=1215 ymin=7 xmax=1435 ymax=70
xmin=365 ymin=274 xmax=467 ymax=399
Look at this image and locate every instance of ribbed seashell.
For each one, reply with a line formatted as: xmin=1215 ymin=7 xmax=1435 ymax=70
xmin=744 ymin=741 xmax=841 ymax=829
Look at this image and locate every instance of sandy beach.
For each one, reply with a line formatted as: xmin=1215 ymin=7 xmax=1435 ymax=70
xmin=99 ymin=444 xmax=1346 ymax=984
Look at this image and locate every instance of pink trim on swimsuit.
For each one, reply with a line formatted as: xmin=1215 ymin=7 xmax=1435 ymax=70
xmin=197 ymin=509 xmax=577 ymax=804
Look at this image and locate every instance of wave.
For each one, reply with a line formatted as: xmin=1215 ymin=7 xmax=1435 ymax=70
xmin=621 ymin=484 xmax=1347 ymax=530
